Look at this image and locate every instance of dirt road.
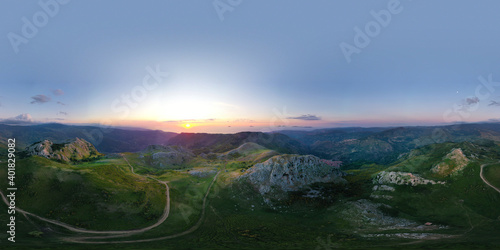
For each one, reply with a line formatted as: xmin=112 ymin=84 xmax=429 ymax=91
xmin=0 ymin=156 xmax=170 ymax=235
xmin=480 ymin=163 xmax=500 ymax=194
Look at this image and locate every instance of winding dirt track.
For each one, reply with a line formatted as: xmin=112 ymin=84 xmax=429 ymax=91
xmin=480 ymin=163 xmax=500 ymax=194
xmin=68 ymin=170 xmax=221 ymax=244
xmin=1 ymin=155 xmax=170 ymax=236
xmin=1 ymin=155 xmax=220 ymax=244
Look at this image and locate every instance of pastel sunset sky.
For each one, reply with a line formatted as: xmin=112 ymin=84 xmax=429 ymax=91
xmin=1 ymin=0 xmax=500 ymax=133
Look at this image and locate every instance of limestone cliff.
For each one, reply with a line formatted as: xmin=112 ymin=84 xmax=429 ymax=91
xmin=374 ymin=171 xmax=445 ymax=186
xmin=240 ymin=154 xmax=347 ymax=198
xmin=26 ymin=138 xmax=102 ymax=162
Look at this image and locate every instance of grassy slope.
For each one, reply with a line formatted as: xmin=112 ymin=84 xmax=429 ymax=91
xmin=364 ymin=142 xmax=500 ymax=246
xmin=0 ymin=156 xmax=165 ymax=231
xmin=483 ymin=163 xmax=500 ymax=190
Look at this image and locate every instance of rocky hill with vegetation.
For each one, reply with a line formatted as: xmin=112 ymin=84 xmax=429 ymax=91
xmin=240 ymin=154 xmax=347 ymax=201
xmin=26 ymin=137 xmax=102 ymax=162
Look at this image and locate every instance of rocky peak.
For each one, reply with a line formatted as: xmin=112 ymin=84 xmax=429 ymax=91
xmin=240 ymin=154 xmax=347 ymax=198
xmin=26 ymin=140 xmax=53 ymax=158
xmin=431 ymin=148 xmax=470 ymax=176
xmin=26 ymin=138 xmax=102 ymax=162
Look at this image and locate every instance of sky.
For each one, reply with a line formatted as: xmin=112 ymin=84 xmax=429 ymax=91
xmin=1 ymin=0 xmax=500 ymax=133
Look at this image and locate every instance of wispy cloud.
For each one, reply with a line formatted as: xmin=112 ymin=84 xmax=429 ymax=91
xmin=52 ymin=89 xmax=64 ymax=96
xmin=287 ymin=114 xmax=321 ymax=121
xmin=30 ymin=94 xmax=51 ymax=104
xmin=57 ymin=111 xmax=68 ymax=116
xmin=233 ymin=119 xmax=255 ymax=123
xmin=13 ymin=113 xmax=33 ymax=121
xmin=465 ymin=97 xmax=479 ymax=105
xmin=489 ymin=101 xmax=500 ymax=106
xmin=57 ymin=101 xmax=66 ymax=105
xmin=458 ymin=96 xmax=480 ymax=112
xmin=0 ymin=113 xmax=35 ymax=125
xmin=161 ymin=118 xmax=217 ymax=123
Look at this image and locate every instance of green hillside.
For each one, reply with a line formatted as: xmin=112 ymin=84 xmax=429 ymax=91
xmin=0 ymin=156 xmax=166 ymax=230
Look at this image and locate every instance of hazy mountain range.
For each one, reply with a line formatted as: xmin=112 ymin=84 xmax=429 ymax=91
xmin=3 ymin=122 xmax=500 ymax=165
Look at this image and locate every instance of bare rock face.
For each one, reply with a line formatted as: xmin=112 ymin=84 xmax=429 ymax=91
xmin=26 ymin=140 xmax=53 ymax=158
xmin=431 ymin=148 xmax=470 ymax=176
xmin=374 ymin=171 xmax=445 ymax=186
xmin=26 ymin=138 xmax=102 ymax=162
xmin=140 ymin=145 xmax=194 ymax=168
xmin=240 ymin=154 xmax=347 ymax=198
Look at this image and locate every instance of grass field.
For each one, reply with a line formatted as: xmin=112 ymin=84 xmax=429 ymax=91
xmin=0 ymin=156 xmax=165 ymax=231
xmin=483 ymin=163 xmax=500 ymax=190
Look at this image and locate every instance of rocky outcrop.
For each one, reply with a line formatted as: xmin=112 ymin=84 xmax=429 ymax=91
xmin=339 ymin=199 xmax=417 ymax=229
xmin=26 ymin=138 xmax=102 ymax=162
xmin=141 ymin=145 xmax=194 ymax=168
xmin=26 ymin=140 xmax=54 ymax=158
xmin=240 ymin=155 xmax=347 ymax=198
xmin=188 ymin=169 xmax=217 ymax=178
xmin=374 ymin=171 xmax=446 ymax=186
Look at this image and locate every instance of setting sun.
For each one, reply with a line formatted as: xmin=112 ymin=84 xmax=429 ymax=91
xmin=184 ymin=123 xmax=191 ymax=128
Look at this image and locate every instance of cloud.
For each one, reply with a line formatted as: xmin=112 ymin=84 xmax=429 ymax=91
xmin=458 ymin=96 xmax=480 ymax=112
xmin=287 ymin=114 xmax=321 ymax=121
xmin=233 ymin=119 xmax=255 ymax=123
xmin=57 ymin=101 xmax=66 ymax=106
xmin=52 ymin=89 xmax=64 ymax=96
xmin=489 ymin=101 xmax=500 ymax=106
xmin=161 ymin=118 xmax=216 ymax=123
xmin=0 ymin=113 xmax=36 ymax=125
xmin=57 ymin=111 xmax=68 ymax=116
xmin=30 ymin=94 xmax=51 ymax=104
xmin=465 ymin=97 xmax=479 ymax=105
xmin=14 ymin=113 xmax=33 ymax=121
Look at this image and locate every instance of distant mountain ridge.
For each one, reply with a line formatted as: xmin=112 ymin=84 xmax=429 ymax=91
xmin=166 ymin=132 xmax=310 ymax=155
xmin=280 ymin=123 xmax=500 ymax=165
xmin=0 ymin=123 xmax=177 ymax=153
xmin=3 ymin=122 xmax=500 ymax=166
